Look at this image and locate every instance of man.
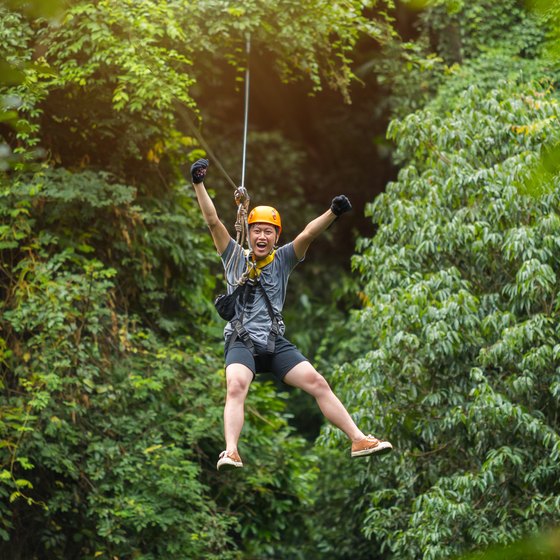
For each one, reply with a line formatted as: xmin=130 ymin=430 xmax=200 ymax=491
xmin=190 ymin=158 xmax=393 ymax=470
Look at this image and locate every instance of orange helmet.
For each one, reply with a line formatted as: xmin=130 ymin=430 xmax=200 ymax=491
xmin=248 ymin=205 xmax=282 ymax=235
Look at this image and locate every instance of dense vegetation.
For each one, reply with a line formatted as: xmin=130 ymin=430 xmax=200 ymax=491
xmin=1 ymin=0 xmax=560 ymax=559
xmin=321 ymin=1 xmax=560 ymax=557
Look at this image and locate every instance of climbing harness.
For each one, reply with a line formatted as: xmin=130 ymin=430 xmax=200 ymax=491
xmin=215 ymin=247 xmax=282 ymax=354
xmin=226 ymin=276 xmax=284 ymax=355
xmin=214 ymin=250 xmax=275 ymax=321
xmin=234 ymin=250 xmax=282 ymax=353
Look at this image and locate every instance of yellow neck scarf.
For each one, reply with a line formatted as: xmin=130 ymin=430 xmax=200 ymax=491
xmin=246 ymin=250 xmax=275 ymax=279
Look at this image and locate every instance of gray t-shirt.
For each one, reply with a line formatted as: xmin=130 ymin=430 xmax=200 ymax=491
xmin=220 ymin=239 xmax=302 ymax=346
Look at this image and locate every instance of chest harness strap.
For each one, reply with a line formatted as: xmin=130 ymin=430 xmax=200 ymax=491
xmin=228 ymin=253 xmax=283 ymax=355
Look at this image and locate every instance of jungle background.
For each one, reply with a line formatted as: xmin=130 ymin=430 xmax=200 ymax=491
xmin=1 ymin=0 xmax=560 ymax=558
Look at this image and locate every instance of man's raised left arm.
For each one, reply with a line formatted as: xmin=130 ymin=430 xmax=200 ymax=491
xmin=293 ymin=195 xmax=352 ymax=260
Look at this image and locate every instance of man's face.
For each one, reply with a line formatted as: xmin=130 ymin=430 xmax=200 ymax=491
xmin=250 ymin=223 xmax=278 ymax=259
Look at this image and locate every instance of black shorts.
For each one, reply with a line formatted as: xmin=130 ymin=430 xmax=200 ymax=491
xmin=224 ymin=335 xmax=308 ymax=382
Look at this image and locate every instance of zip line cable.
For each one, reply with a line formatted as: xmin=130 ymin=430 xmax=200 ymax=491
xmin=175 ymin=34 xmax=252 ymax=198
xmin=233 ymin=33 xmax=254 ymax=280
xmin=240 ymin=34 xmax=251 ymax=191
xmin=130 ymin=31 xmax=255 ymax=283
xmin=177 ymin=34 xmax=256 ymax=284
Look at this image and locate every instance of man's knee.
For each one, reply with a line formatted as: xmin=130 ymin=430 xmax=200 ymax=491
xmin=225 ymin=365 xmax=253 ymax=398
xmin=227 ymin=377 xmax=250 ymax=398
xmin=307 ymin=372 xmax=330 ymax=396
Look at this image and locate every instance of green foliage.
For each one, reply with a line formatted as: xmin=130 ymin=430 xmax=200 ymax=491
xmin=457 ymin=527 xmax=560 ymax=559
xmin=0 ymin=7 xmax=32 ymax=170
xmin=1 ymin=0 xmax=368 ymax=555
xmin=192 ymin=0 xmax=395 ymax=101
xmin=368 ymin=37 xmax=447 ymax=117
xmin=414 ymin=0 xmax=544 ymax=63
xmin=371 ymin=0 xmax=548 ymax=118
xmin=320 ymin=57 xmax=560 ymax=560
xmin=0 ymin=0 xmax=395 ymax=175
xmin=527 ymin=0 xmax=560 ymax=64
xmin=1 ymin=169 xmax=229 ymax=557
xmin=6 ymin=0 xmax=560 ymax=557
xmin=0 ymin=165 xmax=318 ymax=558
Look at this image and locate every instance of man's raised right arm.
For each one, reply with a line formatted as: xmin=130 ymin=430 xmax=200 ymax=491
xmin=190 ymin=159 xmax=231 ymax=255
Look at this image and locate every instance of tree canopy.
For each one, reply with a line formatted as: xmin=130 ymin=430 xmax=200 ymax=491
xmin=1 ymin=0 xmax=560 ymax=559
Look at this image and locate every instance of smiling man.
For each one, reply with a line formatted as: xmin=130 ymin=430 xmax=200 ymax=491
xmin=189 ymin=158 xmax=393 ymax=470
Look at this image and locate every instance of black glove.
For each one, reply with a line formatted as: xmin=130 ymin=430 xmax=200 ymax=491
xmin=190 ymin=158 xmax=209 ymax=184
xmin=330 ymin=195 xmax=352 ymax=217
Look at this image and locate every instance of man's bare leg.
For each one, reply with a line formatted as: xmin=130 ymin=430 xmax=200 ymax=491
xmin=283 ymin=361 xmax=393 ymax=456
xmin=283 ymin=361 xmax=365 ymax=442
xmin=217 ymin=364 xmax=253 ymax=469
